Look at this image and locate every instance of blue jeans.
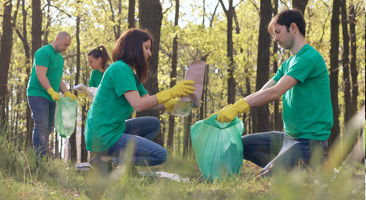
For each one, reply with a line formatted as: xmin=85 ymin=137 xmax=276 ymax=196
xmin=242 ymin=131 xmax=327 ymax=176
xmin=28 ymin=96 xmax=56 ymax=157
xmin=102 ymin=117 xmax=167 ymax=166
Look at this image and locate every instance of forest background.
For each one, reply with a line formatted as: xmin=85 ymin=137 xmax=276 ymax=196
xmin=0 ymin=0 xmax=364 ymax=164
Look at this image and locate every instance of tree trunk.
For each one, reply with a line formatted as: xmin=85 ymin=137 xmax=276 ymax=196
xmin=245 ymin=67 xmax=251 ymax=134
xmin=328 ymin=0 xmax=341 ymax=150
xmin=69 ymin=14 xmax=82 ymax=162
xmin=108 ymin=0 xmax=122 ymax=40
xmin=349 ymin=3 xmax=358 ymax=116
xmin=15 ymin=0 xmax=34 ymax=148
xmin=272 ymin=0 xmax=282 ymax=131
xmin=29 ymin=0 xmax=43 ymax=149
xmin=292 ymin=0 xmax=309 ymax=14
xmin=167 ymin=0 xmax=179 ymax=151
xmin=226 ymin=5 xmax=235 ymax=105
xmin=341 ymin=0 xmax=351 ymax=123
xmin=117 ymin=0 xmax=122 ymax=37
xmin=32 ymin=0 xmax=42 ymax=60
xmin=55 ymin=133 xmax=59 ymax=158
xmin=138 ymin=0 xmax=163 ymax=145
xmin=254 ymin=0 xmax=272 ymax=133
xmin=128 ymin=0 xmax=135 ymax=28
xmin=183 ymin=112 xmax=192 ymax=157
xmin=81 ymin=43 xmax=91 ymax=162
xmin=219 ymin=0 xmax=236 ymax=105
xmin=200 ymin=55 xmax=208 ymax=120
xmin=42 ymin=0 xmax=51 ymax=46
xmin=0 ymin=0 xmax=13 ymax=129
xmin=80 ymin=103 xmax=88 ymax=162
xmin=7 ymin=0 xmax=20 ymax=142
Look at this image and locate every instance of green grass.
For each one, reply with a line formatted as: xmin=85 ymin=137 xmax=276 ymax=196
xmin=0 ymin=107 xmax=364 ymax=200
xmin=0 ymin=144 xmax=364 ymax=200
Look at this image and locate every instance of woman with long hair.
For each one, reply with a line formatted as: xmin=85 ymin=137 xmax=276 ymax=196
xmin=85 ymin=28 xmax=195 ymax=174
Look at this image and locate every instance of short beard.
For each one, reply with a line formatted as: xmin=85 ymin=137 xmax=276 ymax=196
xmin=54 ymin=45 xmax=61 ymax=53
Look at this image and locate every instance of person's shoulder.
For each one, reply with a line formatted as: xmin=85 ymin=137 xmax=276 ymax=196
xmin=301 ymin=44 xmax=321 ymax=56
xmin=281 ymin=57 xmax=291 ymax=67
xmin=90 ymin=69 xmax=98 ymax=75
xmin=40 ymin=44 xmax=54 ymax=51
xmin=36 ymin=44 xmax=56 ymax=56
xmin=35 ymin=44 xmax=47 ymax=53
xmin=296 ymin=45 xmax=327 ymax=72
xmin=106 ymin=61 xmax=133 ymax=76
xmin=300 ymin=44 xmax=324 ymax=63
xmin=109 ymin=61 xmax=132 ymax=71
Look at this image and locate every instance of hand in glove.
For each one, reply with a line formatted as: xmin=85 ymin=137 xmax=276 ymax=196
xmin=206 ymin=104 xmax=232 ymax=120
xmin=78 ymin=92 xmax=87 ymax=97
xmin=217 ymin=99 xmax=251 ymax=122
xmin=164 ymin=99 xmax=178 ymax=113
xmin=156 ymin=80 xmax=195 ymax=104
xmin=64 ymin=91 xmax=77 ymax=102
xmin=47 ymin=87 xmax=61 ymax=101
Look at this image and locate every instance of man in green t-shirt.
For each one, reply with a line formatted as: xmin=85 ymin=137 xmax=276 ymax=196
xmin=211 ymin=9 xmax=333 ymax=177
xmin=27 ymin=32 xmax=77 ymax=157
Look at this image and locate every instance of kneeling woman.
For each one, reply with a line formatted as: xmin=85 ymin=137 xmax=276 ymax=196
xmin=85 ymin=28 xmax=195 ymax=174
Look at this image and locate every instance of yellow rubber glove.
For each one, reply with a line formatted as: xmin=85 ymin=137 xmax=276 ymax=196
xmin=164 ymin=99 xmax=178 ymax=113
xmin=217 ymin=99 xmax=251 ymax=122
xmin=64 ymin=91 xmax=77 ymax=102
xmin=47 ymin=87 xmax=61 ymax=101
xmin=205 ymin=104 xmax=232 ymax=120
xmin=78 ymin=92 xmax=87 ymax=97
xmin=156 ymin=80 xmax=195 ymax=104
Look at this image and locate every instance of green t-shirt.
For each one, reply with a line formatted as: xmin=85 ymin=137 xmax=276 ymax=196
xmin=89 ymin=65 xmax=110 ymax=87
xmin=27 ymin=44 xmax=64 ymax=102
xmin=273 ymin=44 xmax=333 ymax=140
xmin=88 ymin=69 xmax=104 ymax=87
xmin=85 ymin=60 xmax=148 ymax=152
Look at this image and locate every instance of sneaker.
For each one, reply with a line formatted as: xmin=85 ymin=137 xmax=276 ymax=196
xmin=89 ymin=156 xmax=112 ymax=175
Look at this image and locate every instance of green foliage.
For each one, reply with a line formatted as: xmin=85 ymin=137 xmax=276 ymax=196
xmin=1 ymin=1 xmax=365 ymax=199
xmin=5 ymin=0 xmax=365 ymax=145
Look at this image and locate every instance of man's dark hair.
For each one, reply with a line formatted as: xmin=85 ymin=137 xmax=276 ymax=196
xmin=268 ymin=9 xmax=306 ymax=37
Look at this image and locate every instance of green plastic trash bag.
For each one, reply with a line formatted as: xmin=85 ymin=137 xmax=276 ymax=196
xmin=54 ymin=97 xmax=78 ymax=138
xmin=190 ymin=114 xmax=244 ymax=182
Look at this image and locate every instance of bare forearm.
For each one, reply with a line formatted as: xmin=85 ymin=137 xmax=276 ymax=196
xmin=35 ymin=65 xmax=57 ymax=92
xmin=149 ymin=104 xmax=166 ymax=111
xmin=125 ymin=92 xmax=160 ymax=112
xmin=134 ymin=95 xmax=160 ymax=112
xmin=37 ymin=74 xmax=52 ymax=90
xmin=245 ymin=76 xmax=298 ymax=108
xmin=59 ymin=80 xmax=69 ymax=93
xmin=260 ymin=79 xmax=277 ymax=91
xmin=244 ymin=88 xmax=281 ymax=108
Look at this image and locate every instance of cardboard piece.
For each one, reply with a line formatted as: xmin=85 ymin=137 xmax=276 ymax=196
xmin=180 ymin=60 xmax=206 ymax=108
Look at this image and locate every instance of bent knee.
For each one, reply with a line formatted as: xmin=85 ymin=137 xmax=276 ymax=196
xmin=157 ymin=148 xmax=168 ymax=164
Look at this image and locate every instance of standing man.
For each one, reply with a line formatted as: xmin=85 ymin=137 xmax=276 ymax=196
xmin=27 ymin=31 xmax=77 ymax=157
xmin=213 ymin=9 xmax=333 ymax=177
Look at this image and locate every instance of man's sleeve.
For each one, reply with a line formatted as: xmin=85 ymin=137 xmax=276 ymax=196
xmin=286 ymin=57 xmax=314 ymax=83
xmin=273 ymin=63 xmax=285 ymax=82
xmin=34 ymin=49 xmax=50 ymax=68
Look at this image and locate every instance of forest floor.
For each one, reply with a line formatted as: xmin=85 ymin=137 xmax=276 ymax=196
xmin=0 ymin=145 xmax=364 ymax=200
